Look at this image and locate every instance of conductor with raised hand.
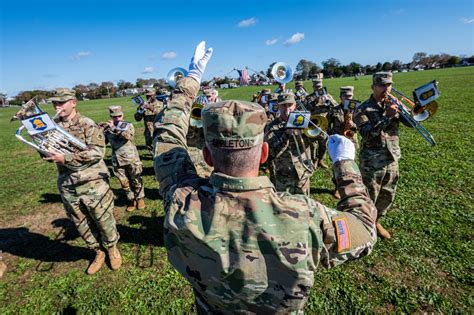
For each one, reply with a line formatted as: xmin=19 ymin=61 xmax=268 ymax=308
xmin=154 ymin=41 xmax=377 ymax=314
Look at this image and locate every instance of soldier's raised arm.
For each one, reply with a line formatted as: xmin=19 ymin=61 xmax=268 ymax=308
xmin=310 ymin=135 xmax=377 ymax=267
xmin=153 ymin=41 xmax=213 ymax=197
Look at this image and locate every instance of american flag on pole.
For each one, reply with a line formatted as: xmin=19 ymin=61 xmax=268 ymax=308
xmin=239 ymin=68 xmax=250 ymax=86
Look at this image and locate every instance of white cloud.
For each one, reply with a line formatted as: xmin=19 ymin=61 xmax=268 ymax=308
xmin=162 ymin=51 xmax=177 ymax=59
xmin=461 ymin=17 xmax=474 ymax=24
xmin=142 ymin=67 xmax=155 ymax=74
xmin=265 ymin=38 xmax=278 ymax=46
xmin=284 ymin=33 xmax=304 ymax=46
xmin=238 ymin=17 xmax=257 ymax=28
xmin=72 ymin=51 xmax=91 ymax=61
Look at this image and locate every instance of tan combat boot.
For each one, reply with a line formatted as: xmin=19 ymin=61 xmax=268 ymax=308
xmin=108 ymin=245 xmax=122 ymax=271
xmin=318 ymin=159 xmax=329 ymax=169
xmin=333 ymin=189 xmax=341 ymax=199
xmin=136 ymin=198 xmax=145 ymax=210
xmin=376 ymin=222 xmax=392 ymax=240
xmin=126 ymin=200 xmax=136 ymax=212
xmin=87 ymin=248 xmax=106 ymax=275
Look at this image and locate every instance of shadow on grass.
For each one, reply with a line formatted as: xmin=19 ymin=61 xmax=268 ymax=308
xmin=144 ymin=187 xmax=162 ymax=200
xmin=39 ymin=193 xmax=62 ymax=204
xmin=0 ymin=220 xmax=93 ymax=268
xmin=141 ymin=166 xmax=156 ymax=177
xmin=310 ymin=187 xmax=334 ymax=195
xmin=117 ymin=214 xmax=164 ymax=247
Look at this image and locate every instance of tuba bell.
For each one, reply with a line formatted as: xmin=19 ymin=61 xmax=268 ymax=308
xmin=13 ymin=97 xmax=87 ymax=157
xmin=271 ymin=62 xmax=294 ymax=84
xmin=303 ymin=114 xmax=328 ymax=138
xmin=166 ymin=67 xmax=188 ymax=88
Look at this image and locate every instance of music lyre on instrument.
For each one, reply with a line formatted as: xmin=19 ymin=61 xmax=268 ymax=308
xmin=13 ymin=96 xmax=87 ymax=157
xmin=387 ymin=81 xmax=439 ymax=146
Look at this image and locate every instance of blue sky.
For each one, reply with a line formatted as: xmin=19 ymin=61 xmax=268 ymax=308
xmin=1 ymin=0 xmax=473 ymax=96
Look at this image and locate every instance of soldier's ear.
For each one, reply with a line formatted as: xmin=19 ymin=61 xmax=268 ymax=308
xmin=202 ymin=146 xmax=214 ymax=167
xmin=260 ymin=142 xmax=269 ymax=164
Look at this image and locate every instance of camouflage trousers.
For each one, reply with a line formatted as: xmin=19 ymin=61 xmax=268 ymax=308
xmin=188 ymin=146 xmax=213 ymax=178
xmin=113 ymin=162 xmax=145 ymax=201
xmin=144 ymin=117 xmax=155 ymax=151
xmin=310 ymin=137 xmax=328 ymax=163
xmin=360 ymin=158 xmax=399 ymax=218
xmin=58 ymin=178 xmax=119 ymax=249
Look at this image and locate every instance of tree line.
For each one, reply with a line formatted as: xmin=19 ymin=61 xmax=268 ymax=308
xmin=7 ymin=52 xmax=473 ymax=105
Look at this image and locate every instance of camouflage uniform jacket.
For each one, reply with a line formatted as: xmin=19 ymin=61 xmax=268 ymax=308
xmin=305 ymin=92 xmax=338 ymax=116
xmin=265 ymin=118 xmax=315 ymax=180
xmin=55 ymin=113 xmax=110 ymax=186
xmin=104 ymin=121 xmax=141 ymax=167
xmin=134 ymin=99 xmax=163 ymax=121
xmin=327 ymin=104 xmax=358 ymax=145
xmin=354 ymin=95 xmax=412 ymax=162
xmin=154 ymin=77 xmax=377 ymax=313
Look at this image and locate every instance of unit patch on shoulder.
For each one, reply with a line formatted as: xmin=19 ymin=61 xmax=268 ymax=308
xmin=334 ymin=217 xmax=351 ymax=252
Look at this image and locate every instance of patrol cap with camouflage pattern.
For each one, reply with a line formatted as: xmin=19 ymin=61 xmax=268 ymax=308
xmin=145 ymin=88 xmax=156 ymax=95
xmin=269 ymin=92 xmax=279 ymax=102
xmin=202 ymin=100 xmax=267 ymax=150
xmin=48 ymin=88 xmax=77 ymax=102
xmin=277 ymin=93 xmax=296 ymax=105
xmin=340 ymin=86 xmax=354 ymax=96
xmin=261 ymin=88 xmax=271 ymax=94
xmin=312 ymin=78 xmax=323 ymax=87
xmin=373 ymin=72 xmax=393 ymax=86
xmin=108 ymin=105 xmax=123 ymax=117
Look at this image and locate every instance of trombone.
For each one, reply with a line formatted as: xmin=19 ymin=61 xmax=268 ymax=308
xmin=386 ymin=93 xmax=436 ymax=146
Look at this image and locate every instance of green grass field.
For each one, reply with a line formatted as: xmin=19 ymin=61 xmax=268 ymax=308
xmin=0 ymin=67 xmax=473 ymax=313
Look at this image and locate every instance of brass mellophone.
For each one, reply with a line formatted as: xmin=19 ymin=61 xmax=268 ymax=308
xmin=13 ymin=97 xmax=87 ymax=157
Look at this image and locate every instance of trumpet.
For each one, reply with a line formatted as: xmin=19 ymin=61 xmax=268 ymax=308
xmin=386 ymin=94 xmax=436 ymax=146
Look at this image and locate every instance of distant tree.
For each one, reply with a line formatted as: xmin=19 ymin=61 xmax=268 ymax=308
xmin=467 ymin=55 xmax=474 ymax=64
xmin=309 ymin=64 xmax=322 ymax=78
xmin=321 ymin=58 xmax=341 ymax=78
xmin=382 ymin=62 xmax=392 ymax=71
xmin=392 ymin=60 xmax=403 ymax=71
xmin=136 ymin=78 xmax=147 ymax=88
xmin=412 ymin=52 xmax=427 ymax=64
xmin=447 ymin=56 xmax=461 ymax=66
xmin=349 ymin=62 xmax=362 ymax=75
xmin=375 ymin=62 xmax=383 ymax=72
xmin=296 ymin=59 xmax=318 ymax=80
xmin=98 ymin=81 xmax=115 ymax=98
xmin=73 ymin=84 xmax=89 ymax=99
xmin=117 ymin=80 xmax=134 ymax=90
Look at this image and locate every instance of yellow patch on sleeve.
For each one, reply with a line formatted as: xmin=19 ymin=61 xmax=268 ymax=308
xmin=334 ymin=217 xmax=351 ymax=252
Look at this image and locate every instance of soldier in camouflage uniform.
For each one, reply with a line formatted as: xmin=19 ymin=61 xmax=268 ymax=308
xmin=134 ymin=88 xmax=163 ymax=152
xmin=44 ymin=88 xmax=121 ymax=275
xmin=327 ymin=86 xmax=359 ymax=199
xmin=354 ymin=72 xmax=412 ymax=239
xmin=305 ymin=75 xmax=337 ymax=169
xmin=265 ymin=92 xmax=317 ymax=195
xmin=294 ymin=80 xmax=309 ymax=102
xmin=153 ymin=41 xmax=377 ymax=313
xmin=103 ymin=106 xmax=145 ymax=212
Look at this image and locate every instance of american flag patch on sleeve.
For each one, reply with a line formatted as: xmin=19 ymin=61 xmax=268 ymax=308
xmin=334 ymin=217 xmax=351 ymax=252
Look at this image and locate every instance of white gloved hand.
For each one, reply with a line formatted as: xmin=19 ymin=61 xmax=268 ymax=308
xmin=187 ymin=41 xmax=213 ymax=84
xmin=328 ymin=134 xmax=355 ymax=164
